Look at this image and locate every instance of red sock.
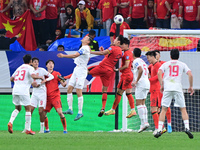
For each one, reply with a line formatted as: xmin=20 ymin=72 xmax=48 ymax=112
xmin=126 ymin=94 xmax=135 ymax=109
xmin=152 ymin=111 xmax=159 ymax=129
xmin=61 ymin=117 xmax=67 ymax=131
xmin=102 ymin=93 xmax=107 ymax=110
xmin=112 ymin=94 xmax=122 ymax=110
xmin=44 ymin=117 xmax=49 ymax=130
xmin=166 ymin=107 xmax=171 ymax=124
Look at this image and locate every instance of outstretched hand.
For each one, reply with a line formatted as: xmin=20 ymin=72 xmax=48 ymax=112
xmin=57 ymin=53 xmax=64 ymax=58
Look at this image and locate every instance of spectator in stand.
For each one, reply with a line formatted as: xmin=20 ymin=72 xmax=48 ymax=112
xmin=39 ymin=45 xmax=48 ymax=51
xmin=46 ymin=0 xmax=61 ymax=42
xmin=57 ymin=45 xmax=65 ymax=51
xmin=154 ymin=0 xmax=171 ymax=29
xmin=110 ymin=14 xmax=130 ymax=45
xmin=60 ymin=0 xmax=67 ymax=28
xmin=85 ymin=0 xmax=98 ymax=18
xmin=169 ymin=0 xmax=181 ymax=29
xmin=65 ymin=5 xmax=76 ymax=29
xmin=75 ymin=1 xmax=94 ymax=31
xmin=46 ymin=29 xmax=63 ymax=45
xmin=0 ymin=0 xmax=27 ymax=20
xmin=30 ymin=0 xmax=48 ymax=46
xmin=179 ymin=0 xmax=200 ymax=29
xmin=147 ymin=0 xmax=156 ymax=28
xmin=65 ymin=0 xmax=78 ymax=8
xmin=98 ymin=0 xmax=117 ymax=36
xmin=117 ymin=0 xmax=130 ymax=24
xmin=0 ymin=0 xmax=11 ymax=18
xmin=128 ymin=0 xmax=148 ymax=29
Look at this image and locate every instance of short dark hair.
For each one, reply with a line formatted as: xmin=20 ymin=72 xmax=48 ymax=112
xmin=133 ymin=48 xmax=141 ymax=57
xmin=89 ymin=30 xmax=96 ymax=36
xmin=117 ymin=35 xmax=124 ymax=45
xmin=170 ymin=49 xmax=179 ymax=59
xmin=46 ymin=59 xmax=55 ymax=66
xmin=145 ymin=51 xmax=156 ymax=58
xmin=123 ymin=37 xmax=130 ymax=46
xmin=154 ymin=50 xmax=160 ymax=54
xmin=57 ymin=45 xmax=64 ymax=49
xmin=23 ymin=54 xmax=32 ymax=64
xmin=32 ymin=57 xmax=39 ymax=62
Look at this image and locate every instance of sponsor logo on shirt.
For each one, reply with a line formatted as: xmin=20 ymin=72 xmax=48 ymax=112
xmin=134 ymin=3 xmax=142 ymax=7
xmin=103 ymin=2 xmax=110 ymax=8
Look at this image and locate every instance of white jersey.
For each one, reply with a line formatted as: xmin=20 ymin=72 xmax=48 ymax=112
xmin=132 ymin=58 xmax=150 ymax=89
xmin=12 ymin=64 xmax=35 ymax=96
xmin=74 ymin=45 xmax=90 ymax=69
xmin=32 ymin=67 xmax=54 ymax=93
xmin=159 ymin=60 xmax=191 ymax=92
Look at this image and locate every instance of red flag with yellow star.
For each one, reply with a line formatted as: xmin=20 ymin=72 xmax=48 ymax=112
xmin=0 ymin=10 xmax=37 ymax=51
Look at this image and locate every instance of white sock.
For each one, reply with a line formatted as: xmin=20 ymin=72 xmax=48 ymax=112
xmin=25 ymin=112 xmax=31 ymax=131
xmin=67 ymin=93 xmax=73 ymax=110
xmin=137 ymin=105 xmax=144 ymax=126
xmin=9 ymin=109 xmax=19 ymax=124
xmin=131 ymin=108 xmax=135 ymax=111
xmin=78 ymin=96 xmax=83 ymax=114
xmin=40 ymin=122 xmax=44 ymax=132
xmin=158 ymin=121 xmax=164 ymax=132
xmin=184 ymin=120 xmax=189 ymax=130
xmin=143 ymin=105 xmax=148 ymax=124
xmin=168 ymin=123 xmax=171 ymax=126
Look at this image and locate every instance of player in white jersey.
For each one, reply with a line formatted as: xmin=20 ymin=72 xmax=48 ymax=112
xmin=30 ymin=57 xmax=54 ymax=133
xmin=155 ymin=49 xmax=194 ymax=139
xmin=132 ymin=48 xmax=150 ymax=133
xmin=57 ymin=35 xmax=92 ymax=121
xmin=8 ymin=54 xmax=43 ymax=135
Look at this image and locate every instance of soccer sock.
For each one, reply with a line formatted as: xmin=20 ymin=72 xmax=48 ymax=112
xmin=40 ymin=122 xmax=44 ymax=132
xmin=158 ymin=121 xmax=164 ymax=132
xmin=9 ymin=109 xmax=19 ymax=124
xmin=44 ymin=117 xmax=49 ymax=130
xmin=137 ymin=105 xmax=144 ymax=125
xmin=25 ymin=112 xmax=31 ymax=131
xmin=102 ymin=93 xmax=107 ymax=110
xmin=143 ymin=105 xmax=148 ymax=124
xmin=67 ymin=93 xmax=73 ymax=110
xmin=60 ymin=117 xmax=67 ymax=131
xmin=183 ymin=120 xmax=189 ymax=130
xmin=112 ymin=93 xmax=122 ymax=110
xmin=166 ymin=107 xmax=172 ymax=124
xmin=126 ymin=93 xmax=135 ymax=109
xmin=78 ymin=96 xmax=83 ymax=114
xmin=152 ymin=111 xmax=159 ymax=129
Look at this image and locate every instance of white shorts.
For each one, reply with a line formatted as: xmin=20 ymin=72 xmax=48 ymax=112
xmin=135 ymin=87 xmax=149 ymax=100
xmin=13 ymin=95 xmax=31 ymax=106
xmin=31 ymin=93 xmax=47 ymax=108
xmin=68 ymin=66 xmax=87 ymax=89
xmin=161 ymin=91 xmax=185 ymax=108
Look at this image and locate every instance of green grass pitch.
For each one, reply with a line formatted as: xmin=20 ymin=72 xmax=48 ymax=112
xmin=0 ymin=131 xmax=199 ymax=150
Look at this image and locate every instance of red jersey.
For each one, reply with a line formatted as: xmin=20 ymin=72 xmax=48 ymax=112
xmin=66 ymin=0 xmax=78 ymax=8
xmin=86 ymin=0 xmax=98 ymax=10
xmin=159 ymin=60 xmax=166 ymax=64
xmin=110 ymin=22 xmax=130 ymax=40
xmin=60 ymin=0 xmax=66 ymax=13
xmin=99 ymin=46 xmax=122 ymax=69
xmin=46 ymin=71 xmax=61 ymax=98
xmin=170 ymin=0 xmax=181 ymax=16
xmin=147 ymin=7 xmax=156 ymax=27
xmin=30 ymin=0 xmax=48 ymax=20
xmin=46 ymin=0 xmax=61 ymax=19
xmin=149 ymin=61 xmax=161 ymax=92
xmin=155 ymin=0 xmax=168 ymax=19
xmin=180 ymin=0 xmax=200 ymax=21
xmin=117 ymin=0 xmax=130 ymax=18
xmin=121 ymin=50 xmax=133 ymax=75
xmin=130 ymin=0 xmax=147 ymax=19
xmin=98 ymin=0 xmax=117 ymax=22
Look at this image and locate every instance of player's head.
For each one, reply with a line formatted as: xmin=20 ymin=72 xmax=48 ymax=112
xmin=89 ymin=30 xmax=96 ymax=39
xmin=121 ymin=38 xmax=130 ymax=51
xmin=114 ymin=35 xmax=124 ymax=46
xmin=170 ymin=49 xmax=179 ymax=60
xmin=23 ymin=54 xmax=32 ymax=64
xmin=57 ymin=45 xmax=64 ymax=51
xmin=145 ymin=51 xmax=156 ymax=64
xmin=133 ymin=48 xmax=141 ymax=58
xmin=154 ymin=50 xmax=160 ymax=61
xmin=46 ymin=59 xmax=55 ymax=70
xmin=32 ymin=57 xmax=39 ymax=69
xmin=81 ymin=35 xmax=93 ymax=45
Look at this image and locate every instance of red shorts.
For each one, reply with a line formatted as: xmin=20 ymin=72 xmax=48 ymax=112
xmin=150 ymin=90 xmax=161 ymax=108
xmin=117 ymin=74 xmax=133 ymax=90
xmin=89 ymin=65 xmax=114 ymax=87
xmin=44 ymin=95 xmax=62 ymax=112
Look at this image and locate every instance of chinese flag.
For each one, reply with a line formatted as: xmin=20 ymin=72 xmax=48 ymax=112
xmin=0 ymin=10 xmax=37 ymax=51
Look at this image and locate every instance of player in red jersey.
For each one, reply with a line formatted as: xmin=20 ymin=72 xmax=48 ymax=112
xmin=43 ymin=60 xmax=67 ymax=134
xmin=88 ymin=35 xmax=124 ymax=117
xmin=104 ymin=38 xmax=136 ymax=118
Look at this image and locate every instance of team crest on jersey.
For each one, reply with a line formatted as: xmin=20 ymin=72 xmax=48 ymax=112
xmin=193 ymin=1 xmax=195 ymax=4
xmin=108 ymin=47 xmax=112 ymax=51
xmin=126 ymin=56 xmax=129 ymax=59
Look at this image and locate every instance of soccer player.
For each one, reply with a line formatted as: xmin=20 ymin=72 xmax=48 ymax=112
xmin=57 ymin=35 xmax=91 ymax=121
xmin=8 ymin=54 xmax=43 ymax=135
xmin=154 ymin=49 xmax=194 ymax=139
xmin=104 ymin=38 xmax=136 ymax=118
xmin=43 ymin=60 xmax=67 ymax=133
xmin=88 ymin=35 xmax=124 ymax=117
xmin=30 ymin=57 xmax=54 ymax=133
xmin=132 ymin=48 xmax=150 ymax=133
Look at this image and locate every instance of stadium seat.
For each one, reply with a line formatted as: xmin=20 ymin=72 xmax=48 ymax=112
xmin=65 ymin=29 xmax=81 ymax=38
xmin=99 ymin=29 xmax=107 ymax=36
xmin=82 ymin=29 xmax=99 ymax=37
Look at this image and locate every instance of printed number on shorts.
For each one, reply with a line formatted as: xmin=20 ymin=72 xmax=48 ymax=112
xmin=143 ymin=64 xmax=147 ymax=75
xmin=169 ymin=65 xmax=179 ymax=77
xmin=14 ymin=70 xmax=26 ymax=81
xmin=40 ymin=101 xmax=43 ymax=105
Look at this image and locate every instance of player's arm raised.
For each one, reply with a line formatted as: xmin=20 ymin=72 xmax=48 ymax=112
xmin=90 ymin=46 xmax=110 ymax=55
xmin=57 ymin=52 xmax=80 ymax=58
xmin=115 ymin=60 xmax=130 ymax=72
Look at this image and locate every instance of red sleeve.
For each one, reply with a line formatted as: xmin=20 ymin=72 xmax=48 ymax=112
xmin=66 ymin=0 xmax=71 ymax=3
xmin=180 ymin=0 xmax=183 ymax=6
xmin=57 ymin=72 xmax=61 ymax=82
xmin=98 ymin=0 xmax=102 ymax=9
xmin=197 ymin=0 xmax=200 ymax=6
xmin=148 ymin=64 xmax=152 ymax=74
xmin=110 ymin=23 xmax=116 ymax=33
xmin=43 ymin=0 xmax=48 ymax=6
xmin=30 ymin=0 xmax=33 ymax=5
xmin=144 ymin=0 xmax=147 ymax=6
xmin=58 ymin=0 xmax=62 ymax=7
xmin=112 ymin=0 xmax=117 ymax=7
xmin=130 ymin=0 xmax=133 ymax=7
xmin=117 ymin=0 xmax=121 ymax=4
xmin=154 ymin=0 xmax=157 ymax=4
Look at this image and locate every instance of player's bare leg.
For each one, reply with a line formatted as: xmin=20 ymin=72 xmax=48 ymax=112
xmin=24 ymin=105 xmax=35 ymax=135
xmin=38 ymin=107 xmax=45 ymax=133
xmin=98 ymin=86 xmax=108 ymax=117
xmin=74 ymin=88 xmax=84 ymax=121
xmin=125 ymin=88 xmax=136 ymax=118
xmin=63 ymin=85 xmax=74 ymax=115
